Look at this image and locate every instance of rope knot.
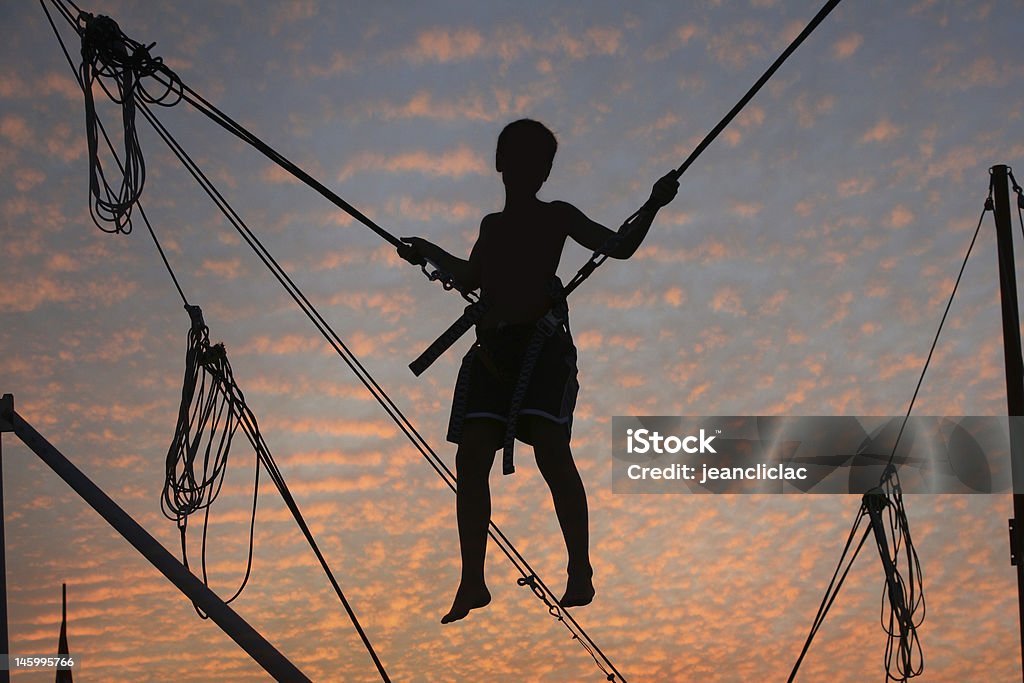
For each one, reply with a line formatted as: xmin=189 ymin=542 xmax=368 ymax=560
xmin=81 ymin=13 xmax=127 ymax=62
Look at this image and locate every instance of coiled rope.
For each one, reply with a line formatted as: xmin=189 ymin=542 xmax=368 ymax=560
xmin=162 ymin=305 xmax=392 ymax=682
xmin=78 ymin=9 xmax=182 ymax=233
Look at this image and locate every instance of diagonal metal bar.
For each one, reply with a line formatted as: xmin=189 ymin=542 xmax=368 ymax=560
xmin=3 ymin=395 xmax=310 ymax=683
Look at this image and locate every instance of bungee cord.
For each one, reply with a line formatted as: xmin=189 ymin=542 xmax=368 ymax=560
xmin=43 ymin=1 xmax=624 ymax=679
xmin=409 ymin=0 xmax=845 ymax=375
xmin=561 ymin=0 xmax=844 ymax=300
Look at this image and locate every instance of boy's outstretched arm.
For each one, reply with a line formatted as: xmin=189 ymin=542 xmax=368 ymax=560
xmin=566 ymin=171 xmax=679 ymax=259
xmin=398 ymin=231 xmax=482 ymax=292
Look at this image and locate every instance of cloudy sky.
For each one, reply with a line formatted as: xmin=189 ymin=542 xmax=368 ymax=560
xmin=3 ymin=0 xmax=1024 ymax=680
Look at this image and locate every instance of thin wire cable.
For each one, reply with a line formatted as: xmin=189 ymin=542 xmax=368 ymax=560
xmin=876 ymin=470 xmax=925 ymax=681
xmin=851 ymin=191 xmax=994 ymax=683
xmin=164 ymin=322 xmax=257 ymax=608
xmin=788 ymin=507 xmax=871 ymax=682
xmin=858 ymin=175 xmax=995 ymax=683
xmin=75 ymin=8 xmax=183 ymax=233
xmin=884 ymin=183 xmax=993 ymax=468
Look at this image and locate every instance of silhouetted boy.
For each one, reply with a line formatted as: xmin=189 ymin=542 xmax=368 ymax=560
xmin=399 ymin=119 xmax=677 ymax=623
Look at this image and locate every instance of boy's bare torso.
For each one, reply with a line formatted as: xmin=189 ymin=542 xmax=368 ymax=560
xmin=474 ymin=200 xmax=576 ymax=328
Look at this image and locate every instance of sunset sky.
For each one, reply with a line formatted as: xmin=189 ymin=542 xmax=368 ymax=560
xmin=3 ymin=0 xmax=1024 ymax=680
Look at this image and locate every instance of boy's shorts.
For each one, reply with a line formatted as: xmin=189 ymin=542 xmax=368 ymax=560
xmin=446 ymin=323 xmax=579 ymax=446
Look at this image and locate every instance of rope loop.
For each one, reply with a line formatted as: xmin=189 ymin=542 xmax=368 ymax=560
xmin=77 ymin=9 xmax=183 ymax=233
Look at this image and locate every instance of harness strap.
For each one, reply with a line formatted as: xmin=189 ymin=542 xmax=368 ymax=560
xmin=500 ymin=278 xmax=570 ymax=475
xmin=409 ymin=299 xmax=489 ymax=376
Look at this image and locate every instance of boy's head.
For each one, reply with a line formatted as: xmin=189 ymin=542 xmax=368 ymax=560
xmin=495 ymin=119 xmax=557 ymax=192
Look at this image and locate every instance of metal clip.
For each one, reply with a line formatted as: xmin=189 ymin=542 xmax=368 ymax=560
xmin=420 ymin=259 xmax=479 ymax=303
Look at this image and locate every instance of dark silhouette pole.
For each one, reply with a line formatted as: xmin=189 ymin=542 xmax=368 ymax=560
xmin=0 ymin=394 xmax=10 ymax=683
xmin=56 ymin=583 xmax=71 ymax=683
xmin=0 ymin=394 xmax=310 ymax=683
xmin=990 ymin=165 xmax=1024 ymax=681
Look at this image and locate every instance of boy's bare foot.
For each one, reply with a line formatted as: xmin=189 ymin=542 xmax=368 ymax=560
xmin=560 ymin=575 xmax=595 ymax=608
xmin=441 ymin=584 xmax=491 ymax=624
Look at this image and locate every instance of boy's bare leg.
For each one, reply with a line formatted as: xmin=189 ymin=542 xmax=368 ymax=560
xmin=442 ymin=419 xmax=501 ymax=624
xmin=529 ymin=417 xmax=594 ymax=608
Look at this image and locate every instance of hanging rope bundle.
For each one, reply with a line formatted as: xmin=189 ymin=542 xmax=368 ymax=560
xmin=865 ymin=468 xmax=925 ymax=681
xmin=162 ymin=305 xmax=259 ymax=610
xmin=161 ymin=304 xmax=392 ymax=681
xmin=76 ymin=9 xmax=183 ymax=233
xmin=788 ymin=470 xmax=924 ymax=683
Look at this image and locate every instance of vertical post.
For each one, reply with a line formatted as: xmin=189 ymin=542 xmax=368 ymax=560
xmin=991 ymin=165 xmax=1024 ymax=681
xmin=0 ymin=394 xmax=12 ymax=683
xmin=57 ymin=583 xmax=71 ymax=683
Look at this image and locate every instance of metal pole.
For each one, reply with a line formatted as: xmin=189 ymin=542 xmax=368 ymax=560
xmin=990 ymin=165 xmax=1024 ymax=681
xmin=0 ymin=394 xmax=11 ymax=683
xmin=2 ymin=396 xmax=310 ymax=683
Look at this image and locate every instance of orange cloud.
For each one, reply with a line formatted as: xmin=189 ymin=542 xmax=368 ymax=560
xmin=833 ymin=33 xmax=863 ymax=60
xmin=201 ymin=257 xmax=245 ymax=280
xmin=711 ymin=286 xmax=746 ymax=316
xmin=235 ymin=333 xmax=323 ymax=356
xmin=338 ymin=146 xmax=488 ymax=181
xmin=392 ymin=196 xmax=478 ymax=223
xmin=888 ymin=204 xmax=915 ymax=229
xmin=837 ymin=175 xmax=875 ymax=197
xmin=663 ymin=286 xmax=686 ymax=307
xmin=861 ymin=118 xmax=902 ymax=144
xmin=793 ymin=93 xmax=836 ymax=128
xmin=0 ymin=275 xmax=137 ymax=313
xmin=0 ymin=115 xmax=33 ymax=147
xmin=405 ymin=27 xmax=485 ymax=64
xmin=730 ymin=200 xmax=763 ymax=219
